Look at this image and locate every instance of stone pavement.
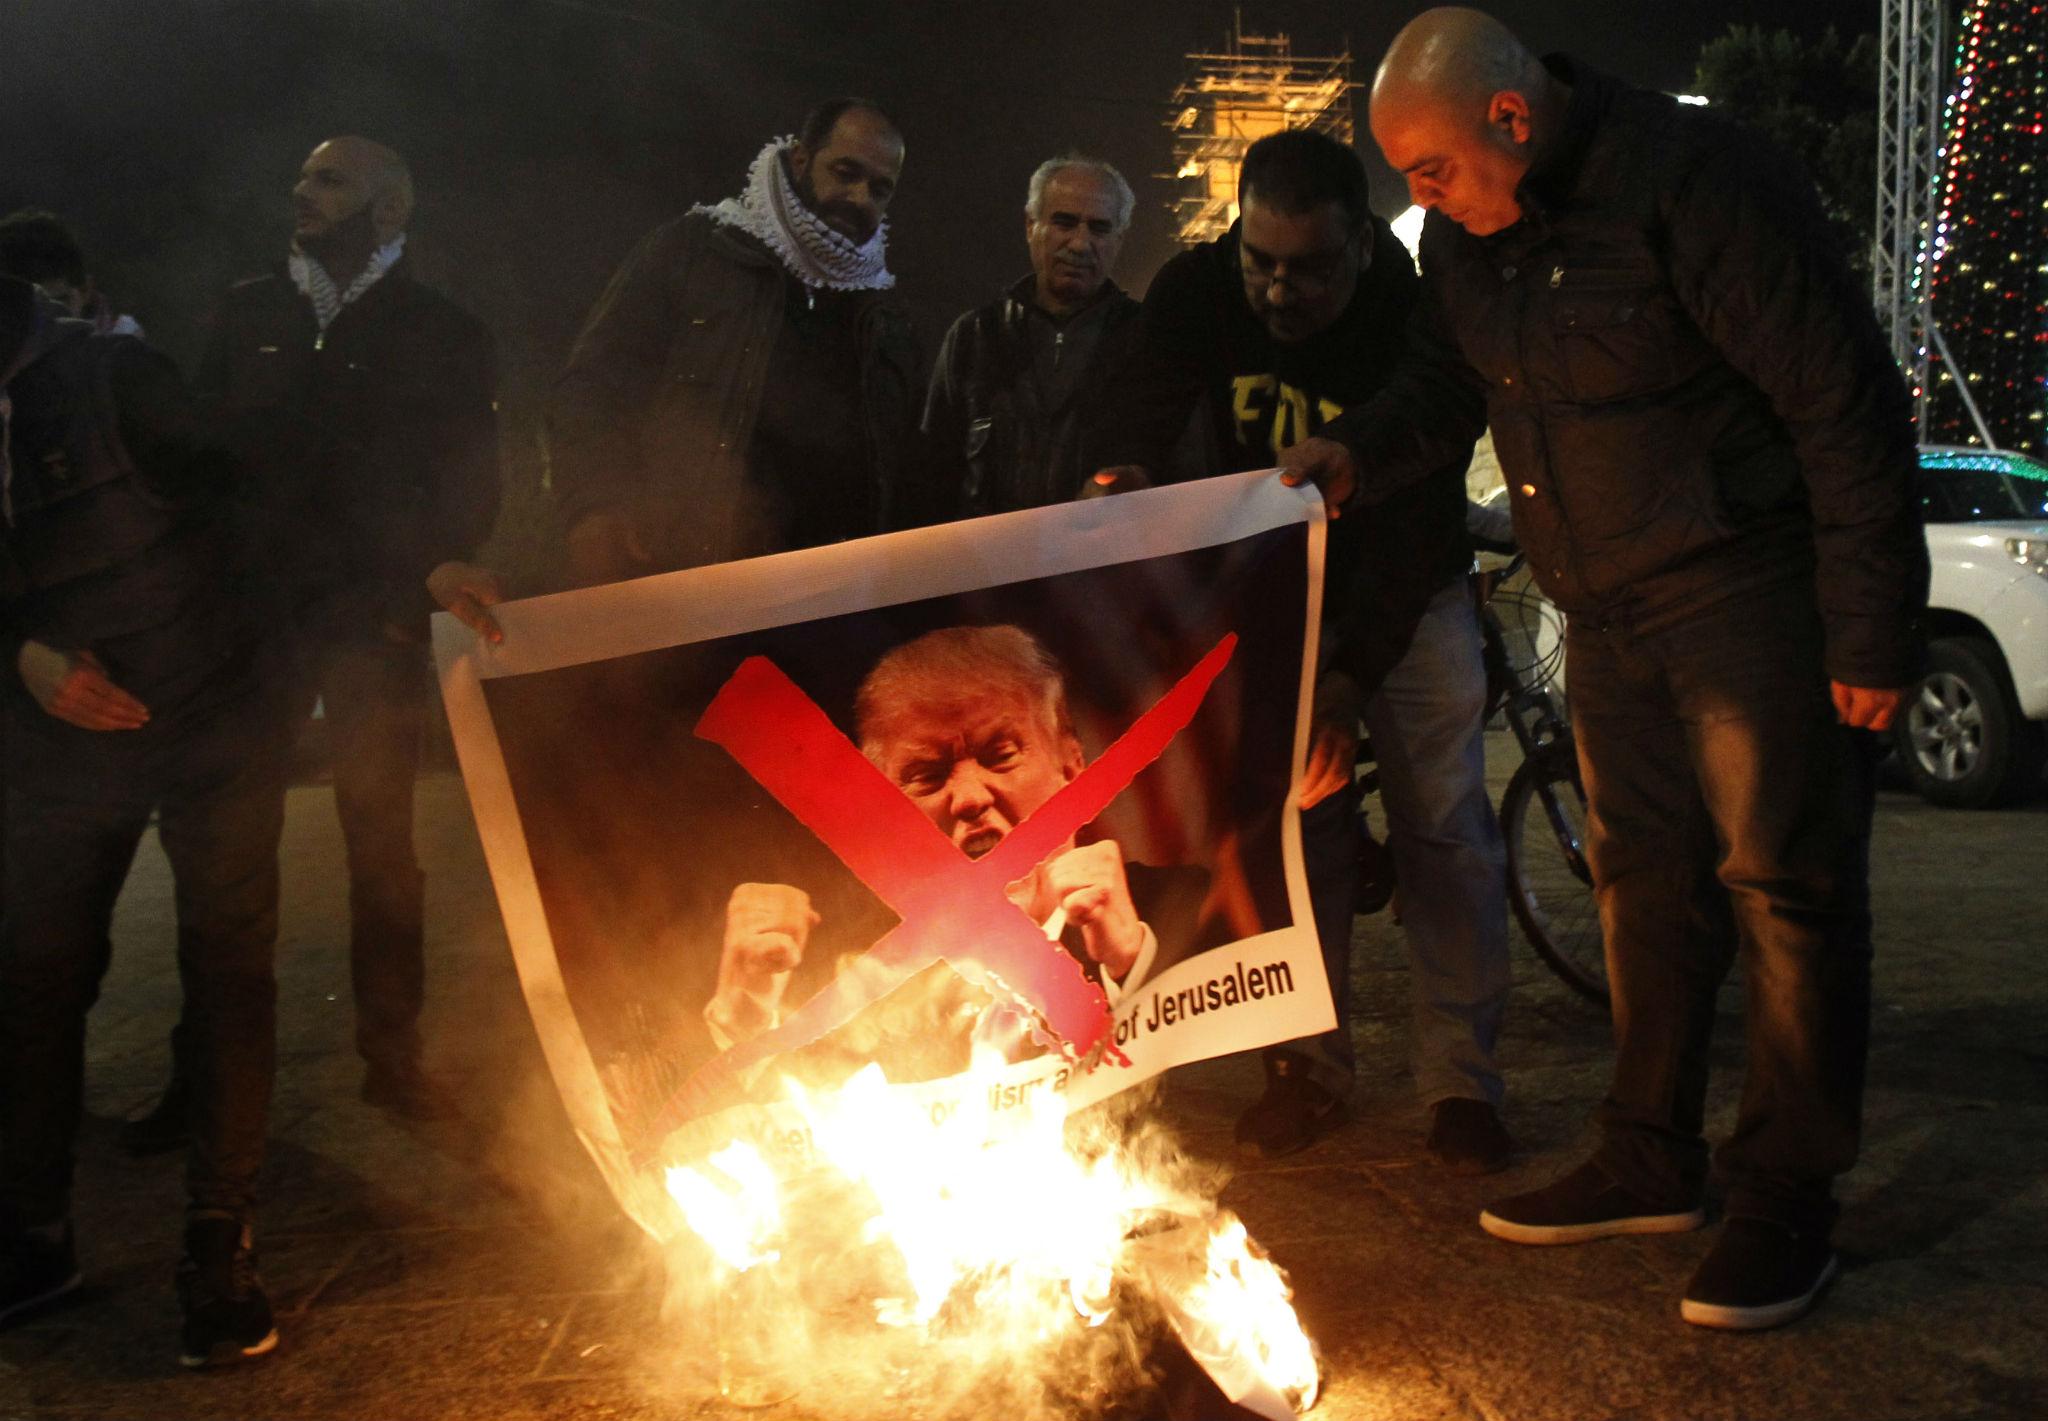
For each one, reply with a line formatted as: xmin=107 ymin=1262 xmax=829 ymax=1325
xmin=2 ymin=740 xmax=2043 ymax=1420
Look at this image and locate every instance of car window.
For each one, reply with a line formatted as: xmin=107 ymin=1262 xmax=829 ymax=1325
xmin=1915 ymin=452 xmax=2048 ymax=523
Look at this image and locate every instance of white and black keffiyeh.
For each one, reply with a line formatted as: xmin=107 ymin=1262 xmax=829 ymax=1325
xmin=288 ymin=233 xmax=407 ymax=333
xmin=694 ymin=138 xmax=894 ymax=292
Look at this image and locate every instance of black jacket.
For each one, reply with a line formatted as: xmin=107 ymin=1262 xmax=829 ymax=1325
xmin=199 ymin=257 xmax=500 ymax=643
xmin=1326 ymin=58 xmax=1927 ymax=687
xmin=1095 ymin=216 xmax=1473 ymax=698
xmin=921 ymin=276 xmax=1144 ymax=519
xmin=551 ymin=213 xmax=922 ymax=570
xmin=1 ymin=282 xmax=268 ymax=785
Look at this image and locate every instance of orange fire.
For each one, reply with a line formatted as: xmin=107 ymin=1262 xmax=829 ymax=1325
xmin=659 ymin=1047 xmax=1319 ymax=1418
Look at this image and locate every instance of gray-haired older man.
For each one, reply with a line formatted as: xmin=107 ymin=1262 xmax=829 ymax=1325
xmin=921 ymin=155 xmax=1142 ymax=518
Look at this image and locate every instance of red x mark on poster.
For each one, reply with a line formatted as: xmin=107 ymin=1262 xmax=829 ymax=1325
xmin=632 ymin=632 xmax=1236 ymax=1158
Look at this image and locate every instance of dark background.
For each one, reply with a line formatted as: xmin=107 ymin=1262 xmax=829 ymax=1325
xmin=3 ymin=0 xmax=1880 ymax=573
xmin=4 ymin=0 xmax=1874 ymax=375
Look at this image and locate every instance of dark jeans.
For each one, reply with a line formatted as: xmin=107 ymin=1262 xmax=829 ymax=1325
xmin=1568 ymin=582 xmax=1878 ymax=1234
xmin=0 ymin=675 xmax=286 ymax=1226
xmin=303 ymin=638 xmax=430 ymax=1073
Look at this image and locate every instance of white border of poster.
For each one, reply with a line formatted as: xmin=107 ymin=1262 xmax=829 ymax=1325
xmin=433 ymin=469 xmax=1332 ymax=1219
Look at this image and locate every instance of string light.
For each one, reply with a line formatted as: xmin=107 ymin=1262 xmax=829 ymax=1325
xmin=1926 ymin=0 xmax=2048 ymax=454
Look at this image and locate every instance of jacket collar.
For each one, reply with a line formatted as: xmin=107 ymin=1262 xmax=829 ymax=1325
xmin=274 ymin=252 xmax=414 ymax=334
xmin=700 ymin=215 xmax=784 ymax=271
xmin=1003 ymin=271 xmax=1128 ymax=323
xmin=1513 ymin=54 xmax=1619 ymax=225
xmin=700 ymin=216 xmax=902 ymax=321
xmin=274 ymin=249 xmax=415 ymax=287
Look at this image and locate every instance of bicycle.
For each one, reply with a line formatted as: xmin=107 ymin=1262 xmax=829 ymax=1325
xmin=1474 ymin=557 xmax=1607 ymax=1006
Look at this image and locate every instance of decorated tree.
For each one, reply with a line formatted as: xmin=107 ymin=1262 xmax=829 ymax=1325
xmin=1926 ymin=0 xmax=2047 ymax=454
xmin=1692 ymin=25 xmax=1880 ymax=276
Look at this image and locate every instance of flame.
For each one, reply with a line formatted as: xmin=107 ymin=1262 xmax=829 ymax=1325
xmin=664 ymin=1141 xmax=783 ymax=1273
xmin=1177 ymin=1217 xmax=1321 ymax=1412
xmin=659 ymin=1046 xmax=1320 ymax=1416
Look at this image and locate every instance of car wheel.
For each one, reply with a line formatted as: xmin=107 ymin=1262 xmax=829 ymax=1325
xmin=1892 ymin=636 xmax=2046 ymax=808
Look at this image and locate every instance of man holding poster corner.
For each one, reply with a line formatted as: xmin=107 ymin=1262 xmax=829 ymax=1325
xmin=1091 ymin=129 xmax=1513 ymax=1171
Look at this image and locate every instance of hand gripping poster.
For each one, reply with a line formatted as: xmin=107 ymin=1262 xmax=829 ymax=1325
xmin=433 ymin=471 xmax=1335 ymax=1239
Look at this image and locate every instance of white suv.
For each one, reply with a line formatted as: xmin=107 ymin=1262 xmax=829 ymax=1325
xmin=1899 ymin=447 xmax=2048 ymax=807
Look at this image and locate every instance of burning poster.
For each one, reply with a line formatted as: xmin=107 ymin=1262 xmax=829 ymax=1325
xmin=434 ymin=471 xmax=1331 ymax=1415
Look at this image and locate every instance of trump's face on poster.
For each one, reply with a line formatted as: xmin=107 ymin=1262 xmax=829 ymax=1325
xmin=856 ymin=625 xmax=1086 ymax=863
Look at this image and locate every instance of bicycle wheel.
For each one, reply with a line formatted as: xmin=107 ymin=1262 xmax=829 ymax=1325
xmin=1500 ymin=744 xmax=1608 ymax=1005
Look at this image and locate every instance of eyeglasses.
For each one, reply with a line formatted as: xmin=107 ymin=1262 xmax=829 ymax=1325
xmin=1238 ymin=235 xmax=1362 ymax=295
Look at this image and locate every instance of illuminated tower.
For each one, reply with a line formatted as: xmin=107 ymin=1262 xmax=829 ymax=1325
xmin=1165 ymin=16 xmax=1356 ymax=246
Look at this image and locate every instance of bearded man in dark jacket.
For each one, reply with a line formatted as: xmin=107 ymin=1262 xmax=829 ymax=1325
xmin=549 ymin=99 xmax=921 ymax=583
xmin=1281 ymin=8 xmax=1928 ymax=1332
xmin=0 ymin=276 xmax=289 ymax=1367
xmin=125 ymin=136 xmax=499 ymax=1132
xmin=921 ymin=155 xmax=1144 ymax=519
xmin=1092 ymin=129 xmax=1514 ymax=1175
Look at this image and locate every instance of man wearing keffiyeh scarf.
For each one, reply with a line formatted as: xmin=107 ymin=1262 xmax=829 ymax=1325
xmin=126 ymin=136 xmax=501 ymax=1147
xmin=542 ymin=100 xmax=922 ymax=588
xmin=694 ymin=133 xmax=897 ymax=294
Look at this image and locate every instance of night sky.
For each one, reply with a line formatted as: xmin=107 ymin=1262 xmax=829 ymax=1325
xmin=3 ymin=0 xmax=1877 ymax=409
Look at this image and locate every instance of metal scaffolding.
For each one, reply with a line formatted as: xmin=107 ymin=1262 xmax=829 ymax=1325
xmin=1165 ymin=16 xmax=1356 ymax=246
xmin=1875 ymin=0 xmax=1996 ymax=445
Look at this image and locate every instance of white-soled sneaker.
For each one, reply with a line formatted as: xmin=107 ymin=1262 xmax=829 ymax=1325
xmin=1681 ymin=1217 xmax=1840 ymax=1331
xmin=1480 ymin=1157 xmax=1705 ymax=1245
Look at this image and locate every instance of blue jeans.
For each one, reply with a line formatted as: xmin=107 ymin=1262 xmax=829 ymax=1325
xmin=1274 ymin=579 xmax=1511 ymax=1107
xmin=1366 ymin=579 xmax=1511 ymax=1108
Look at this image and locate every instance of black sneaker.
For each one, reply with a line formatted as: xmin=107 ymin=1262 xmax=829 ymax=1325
xmin=1234 ymin=1053 xmax=1347 ymax=1158
xmin=361 ymin=1061 xmax=461 ymax=1121
xmin=0 ymin=1222 xmax=82 ymax=1328
xmin=120 ymin=1079 xmax=191 ymax=1157
xmin=1480 ymin=1157 xmax=1705 ymax=1245
xmin=1426 ymin=1098 xmax=1514 ymax=1175
xmin=1681 ymin=1217 xmax=1839 ymax=1331
xmin=176 ymin=1214 xmax=277 ymax=1369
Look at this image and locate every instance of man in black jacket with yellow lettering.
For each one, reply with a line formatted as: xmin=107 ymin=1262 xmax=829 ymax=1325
xmin=1094 ymin=130 xmax=1514 ymax=1174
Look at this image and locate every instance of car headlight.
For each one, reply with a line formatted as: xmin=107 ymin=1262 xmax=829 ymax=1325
xmin=2007 ymin=537 xmax=2048 ymax=578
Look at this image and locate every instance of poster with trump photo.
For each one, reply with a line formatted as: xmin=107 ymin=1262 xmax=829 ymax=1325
xmin=434 ymin=471 xmax=1335 ymax=1232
